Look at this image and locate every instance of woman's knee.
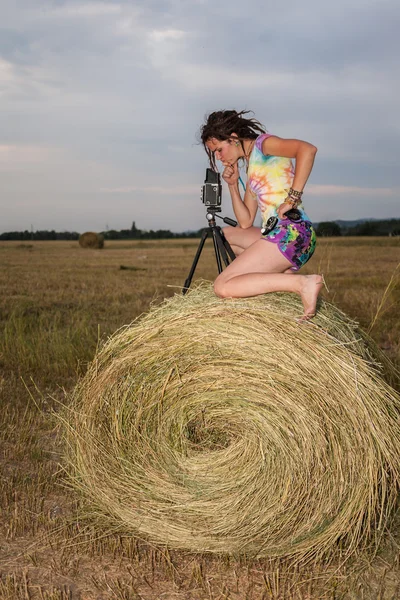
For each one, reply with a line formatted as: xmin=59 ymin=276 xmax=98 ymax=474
xmin=222 ymin=225 xmax=260 ymax=248
xmin=213 ymin=276 xmax=231 ymax=298
xmin=222 ymin=226 xmax=236 ymax=243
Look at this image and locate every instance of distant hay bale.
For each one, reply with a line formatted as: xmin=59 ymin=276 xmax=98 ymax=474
xmin=79 ymin=232 xmax=104 ymax=249
xmin=64 ymin=283 xmax=400 ymax=561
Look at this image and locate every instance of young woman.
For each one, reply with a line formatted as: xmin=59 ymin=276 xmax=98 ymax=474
xmin=200 ymin=109 xmax=324 ymax=321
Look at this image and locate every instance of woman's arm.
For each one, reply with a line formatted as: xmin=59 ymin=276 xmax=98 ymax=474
xmin=228 ymin=183 xmax=258 ymax=228
xmin=223 ymin=162 xmax=258 ymax=228
xmin=262 ymin=136 xmax=317 ymax=193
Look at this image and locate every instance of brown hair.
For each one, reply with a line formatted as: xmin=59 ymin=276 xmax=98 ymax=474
xmin=199 ymin=109 xmax=266 ymax=170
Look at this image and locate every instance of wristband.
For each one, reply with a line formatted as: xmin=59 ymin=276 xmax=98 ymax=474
xmin=288 ymin=187 xmax=303 ymax=199
xmin=285 ymin=196 xmax=302 ymax=208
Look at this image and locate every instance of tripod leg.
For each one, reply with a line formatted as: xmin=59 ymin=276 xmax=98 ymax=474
xmin=182 ymin=229 xmax=209 ymax=294
xmin=219 ymin=229 xmax=236 ymax=262
xmin=214 ymin=228 xmax=231 ymax=268
xmin=211 ymin=228 xmax=223 ymax=273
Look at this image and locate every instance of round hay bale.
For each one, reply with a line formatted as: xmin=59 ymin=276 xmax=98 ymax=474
xmin=64 ymin=283 xmax=400 ymax=561
xmin=79 ymin=231 xmax=104 ymax=249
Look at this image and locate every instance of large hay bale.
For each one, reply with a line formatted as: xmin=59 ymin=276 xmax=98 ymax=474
xmin=79 ymin=231 xmax=104 ymax=249
xmin=64 ymin=283 xmax=400 ymax=561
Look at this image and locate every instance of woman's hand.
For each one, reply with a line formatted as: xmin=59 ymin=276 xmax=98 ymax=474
xmin=277 ymin=201 xmax=293 ymax=220
xmin=222 ymin=162 xmax=239 ymax=186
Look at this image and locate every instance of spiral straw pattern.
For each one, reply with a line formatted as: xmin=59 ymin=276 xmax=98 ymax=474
xmin=64 ymin=283 xmax=400 ymax=560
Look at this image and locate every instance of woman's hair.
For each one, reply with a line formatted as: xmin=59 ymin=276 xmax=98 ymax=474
xmin=199 ymin=109 xmax=266 ymax=170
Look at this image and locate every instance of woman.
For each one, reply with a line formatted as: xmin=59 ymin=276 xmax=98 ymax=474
xmin=200 ymin=109 xmax=325 ymax=321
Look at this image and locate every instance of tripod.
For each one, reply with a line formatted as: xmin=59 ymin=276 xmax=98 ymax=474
xmin=182 ymin=210 xmax=237 ymax=294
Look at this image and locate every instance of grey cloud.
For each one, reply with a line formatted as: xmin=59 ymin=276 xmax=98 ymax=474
xmin=0 ymin=0 xmax=399 ymax=233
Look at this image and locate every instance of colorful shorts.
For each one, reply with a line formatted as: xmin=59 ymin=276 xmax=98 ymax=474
xmin=262 ymin=219 xmax=316 ymax=271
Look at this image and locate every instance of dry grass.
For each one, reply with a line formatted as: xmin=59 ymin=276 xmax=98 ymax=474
xmin=0 ymin=237 xmax=400 ymax=598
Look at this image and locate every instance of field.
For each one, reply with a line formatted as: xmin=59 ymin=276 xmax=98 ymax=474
xmin=0 ymin=237 xmax=400 ymax=599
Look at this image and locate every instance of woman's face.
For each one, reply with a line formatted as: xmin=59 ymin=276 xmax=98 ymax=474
xmin=205 ymin=137 xmax=240 ymax=166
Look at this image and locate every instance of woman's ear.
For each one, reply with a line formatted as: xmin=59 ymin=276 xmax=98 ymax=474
xmin=229 ymin=132 xmax=241 ymax=147
xmin=229 ymin=132 xmax=239 ymax=145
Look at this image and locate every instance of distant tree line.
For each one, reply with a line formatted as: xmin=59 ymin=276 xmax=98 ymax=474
xmin=0 ymin=230 xmax=80 ymax=241
xmin=1 ymin=219 xmax=400 ymax=241
xmin=316 ymin=219 xmax=400 ymax=237
xmin=101 ymin=222 xmax=203 ymax=240
xmin=0 ymin=222 xmax=203 ymax=241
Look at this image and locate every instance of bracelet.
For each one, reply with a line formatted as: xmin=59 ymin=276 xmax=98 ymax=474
xmin=288 ymin=187 xmax=303 ymax=199
xmin=289 ymin=195 xmax=302 ymax=206
xmin=285 ymin=195 xmax=302 ymax=208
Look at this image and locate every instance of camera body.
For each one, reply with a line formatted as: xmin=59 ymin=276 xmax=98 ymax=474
xmin=201 ymin=168 xmax=222 ymax=212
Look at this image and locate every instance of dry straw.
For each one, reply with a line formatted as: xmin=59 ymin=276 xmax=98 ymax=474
xmin=64 ymin=283 xmax=400 ymax=561
xmin=78 ymin=231 xmax=104 ymax=249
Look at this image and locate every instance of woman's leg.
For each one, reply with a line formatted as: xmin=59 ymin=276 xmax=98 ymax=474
xmin=222 ymin=226 xmax=261 ymax=256
xmin=214 ymin=239 xmax=323 ymax=317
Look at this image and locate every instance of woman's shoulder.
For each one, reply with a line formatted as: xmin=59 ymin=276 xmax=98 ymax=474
xmin=254 ymin=133 xmax=274 ymax=154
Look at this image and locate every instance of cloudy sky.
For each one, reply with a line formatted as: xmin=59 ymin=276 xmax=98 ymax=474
xmin=1 ymin=0 xmax=399 ymax=233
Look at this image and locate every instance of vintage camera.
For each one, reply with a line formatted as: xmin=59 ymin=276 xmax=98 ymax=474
xmin=201 ymin=168 xmax=222 ymax=212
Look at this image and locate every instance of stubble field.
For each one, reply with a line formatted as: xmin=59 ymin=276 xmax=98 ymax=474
xmin=0 ymin=237 xmax=399 ymax=599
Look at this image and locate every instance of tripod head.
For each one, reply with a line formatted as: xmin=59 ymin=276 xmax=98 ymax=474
xmin=207 ymin=212 xmax=237 ymax=228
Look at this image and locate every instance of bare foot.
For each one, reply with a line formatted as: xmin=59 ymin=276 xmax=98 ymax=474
xmin=298 ymin=274 xmax=324 ymax=322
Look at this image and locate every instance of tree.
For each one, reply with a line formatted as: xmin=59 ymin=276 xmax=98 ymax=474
xmin=316 ymin=222 xmax=342 ymax=237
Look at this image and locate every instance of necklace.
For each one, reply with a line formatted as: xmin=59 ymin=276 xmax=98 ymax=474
xmin=244 ymin=140 xmax=255 ymax=164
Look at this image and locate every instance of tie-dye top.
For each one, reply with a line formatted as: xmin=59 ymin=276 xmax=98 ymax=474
xmin=247 ymin=133 xmax=311 ymax=225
